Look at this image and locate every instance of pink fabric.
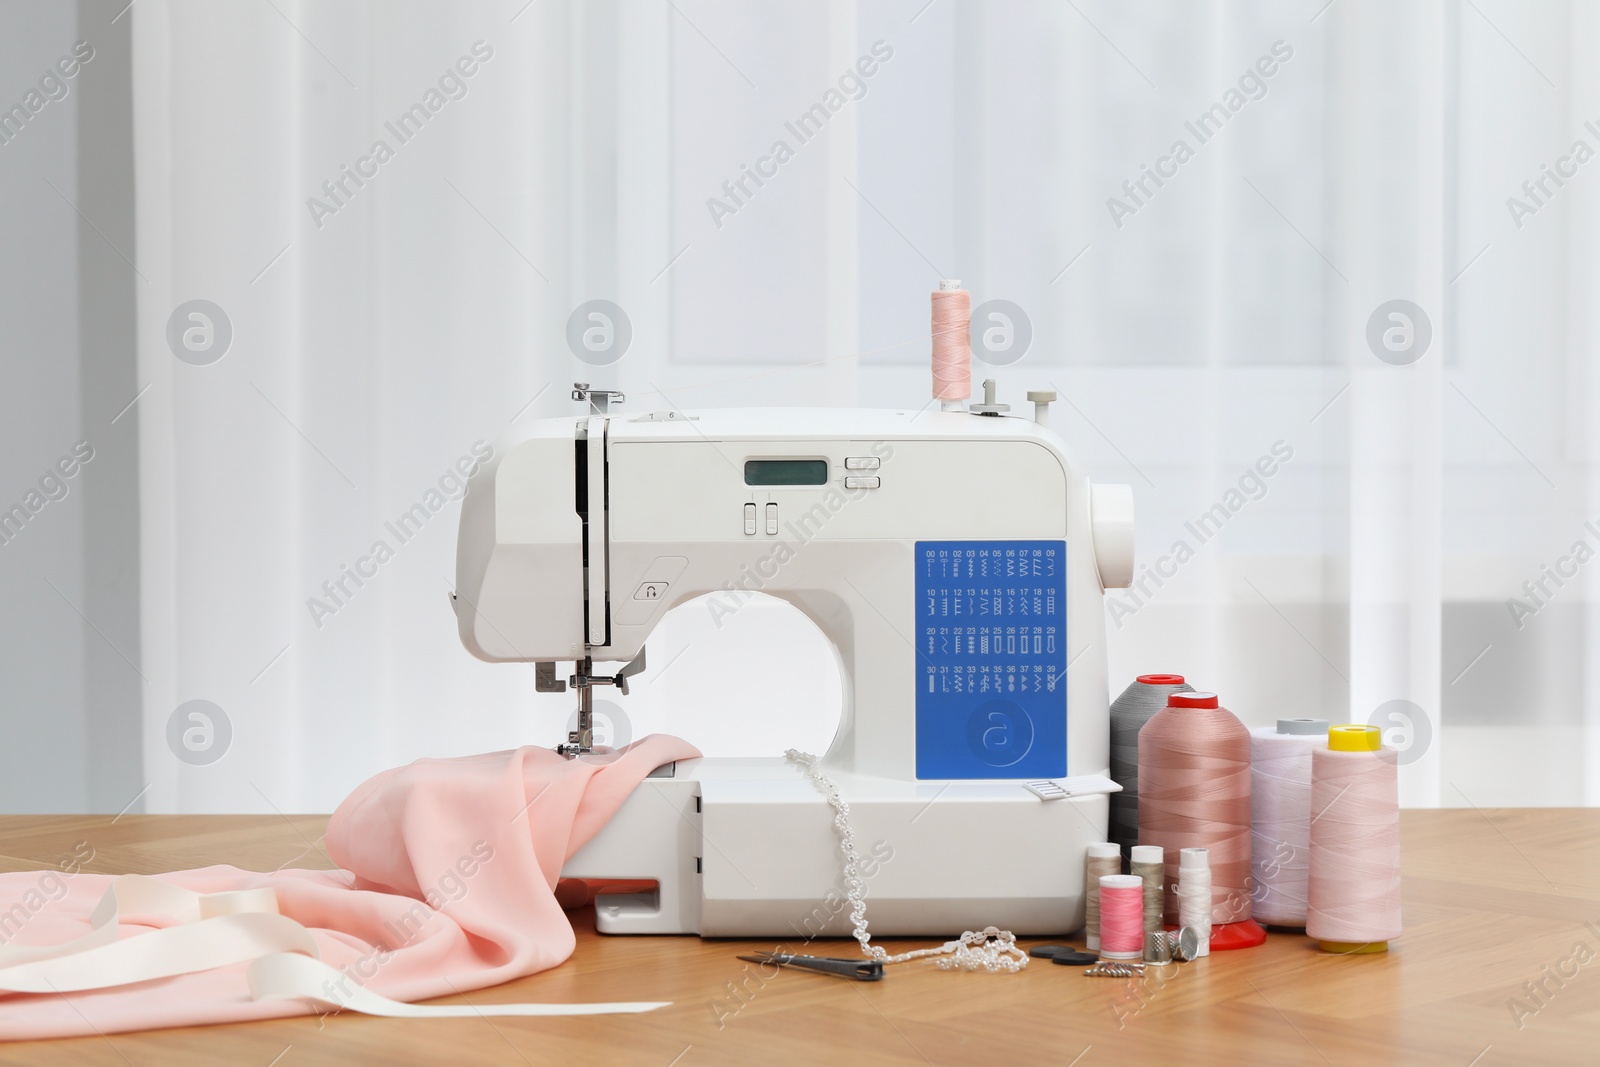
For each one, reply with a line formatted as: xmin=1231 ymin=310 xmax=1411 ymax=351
xmin=0 ymin=735 xmax=699 ymax=1040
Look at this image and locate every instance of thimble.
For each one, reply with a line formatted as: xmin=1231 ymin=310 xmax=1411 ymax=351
xmin=1171 ymin=926 xmax=1201 ymax=962
xmin=1144 ymin=930 xmax=1172 ymax=963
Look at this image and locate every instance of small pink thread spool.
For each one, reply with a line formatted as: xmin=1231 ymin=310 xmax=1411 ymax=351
xmin=931 ymin=280 xmax=970 ymax=409
xmin=1098 ymin=874 xmax=1145 ymax=960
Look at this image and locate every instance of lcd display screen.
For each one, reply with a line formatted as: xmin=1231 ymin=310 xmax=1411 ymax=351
xmin=744 ymin=459 xmax=828 ymax=486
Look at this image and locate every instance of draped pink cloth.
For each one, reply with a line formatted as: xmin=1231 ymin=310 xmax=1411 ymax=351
xmin=0 ymin=735 xmax=699 ymax=1040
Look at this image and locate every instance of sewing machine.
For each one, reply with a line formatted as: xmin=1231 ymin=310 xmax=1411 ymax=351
xmin=453 ymin=383 xmax=1134 ymax=936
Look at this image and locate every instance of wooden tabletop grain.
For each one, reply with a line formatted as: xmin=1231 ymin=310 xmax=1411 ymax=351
xmin=0 ymin=809 xmax=1595 ymax=1066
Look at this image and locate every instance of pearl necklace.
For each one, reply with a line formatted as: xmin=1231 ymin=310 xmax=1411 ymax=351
xmin=785 ymin=749 xmax=1029 ymax=973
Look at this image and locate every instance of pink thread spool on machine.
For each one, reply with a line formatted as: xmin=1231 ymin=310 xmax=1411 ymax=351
xmin=930 ymin=280 xmax=970 ymax=410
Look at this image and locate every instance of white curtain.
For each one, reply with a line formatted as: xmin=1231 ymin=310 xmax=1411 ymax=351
xmin=132 ymin=0 xmax=1598 ymax=811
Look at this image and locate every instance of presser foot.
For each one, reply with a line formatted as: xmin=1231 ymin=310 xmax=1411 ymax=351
xmin=552 ymin=649 xmax=646 ymax=758
xmin=555 ymin=730 xmax=593 ymax=758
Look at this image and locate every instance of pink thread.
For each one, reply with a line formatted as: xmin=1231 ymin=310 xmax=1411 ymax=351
xmin=1137 ymin=692 xmax=1253 ymax=926
xmin=1306 ymin=746 xmax=1403 ymax=945
xmin=1097 ymin=875 xmax=1144 ymax=960
xmin=931 ymin=282 xmax=970 ymax=402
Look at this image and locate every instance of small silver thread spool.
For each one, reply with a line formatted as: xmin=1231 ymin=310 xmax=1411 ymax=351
xmin=1084 ymin=842 xmax=1121 ymax=951
xmin=1130 ymin=844 xmax=1164 ymax=936
xmin=1110 ymin=675 xmax=1194 ymax=858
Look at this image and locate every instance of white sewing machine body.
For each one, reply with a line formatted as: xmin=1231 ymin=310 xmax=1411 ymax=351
xmin=454 ymin=404 xmax=1133 ymax=936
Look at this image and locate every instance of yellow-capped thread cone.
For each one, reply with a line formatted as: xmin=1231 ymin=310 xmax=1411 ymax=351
xmin=1315 ymin=724 xmax=1391 ymax=952
xmin=1327 ymin=724 xmax=1381 ymax=752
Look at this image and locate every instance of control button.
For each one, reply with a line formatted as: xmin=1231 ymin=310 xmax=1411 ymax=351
xmin=616 ymin=557 xmax=688 ymax=626
xmin=844 ymin=475 xmax=881 ymax=489
xmin=743 ymin=503 xmax=757 ymax=535
xmin=764 ymin=502 xmax=778 ymax=535
xmin=845 ymin=457 xmax=881 ymax=470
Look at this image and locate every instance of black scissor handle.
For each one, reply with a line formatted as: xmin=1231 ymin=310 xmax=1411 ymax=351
xmin=739 ymin=954 xmax=885 ymax=981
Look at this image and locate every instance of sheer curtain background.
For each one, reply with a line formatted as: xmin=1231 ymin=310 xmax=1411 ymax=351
xmin=4 ymin=0 xmax=1592 ymax=812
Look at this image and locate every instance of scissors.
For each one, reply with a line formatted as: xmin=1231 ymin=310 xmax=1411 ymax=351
xmin=736 ymin=951 xmax=885 ymax=981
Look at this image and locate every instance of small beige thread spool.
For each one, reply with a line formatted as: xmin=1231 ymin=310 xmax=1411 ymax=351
xmin=1084 ymin=842 xmax=1121 ymax=951
xmin=1130 ymin=844 xmax=1164 ymax=935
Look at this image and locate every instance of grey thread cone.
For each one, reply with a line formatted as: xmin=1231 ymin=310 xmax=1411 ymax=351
xmin=1110 ymin=675 xmax=1194 ymax=859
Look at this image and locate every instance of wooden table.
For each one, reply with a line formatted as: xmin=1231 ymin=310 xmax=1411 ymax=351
xmin=1 ymin=810 xmax=1596 ymax=1065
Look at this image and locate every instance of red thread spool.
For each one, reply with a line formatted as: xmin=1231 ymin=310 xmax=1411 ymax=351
xmin=1097 ymin=874 xmax=1144 ymax=960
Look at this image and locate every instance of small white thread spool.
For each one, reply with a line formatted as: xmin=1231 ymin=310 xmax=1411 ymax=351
xmin=1084 ymin=842 xmax=1121 ymax=951
xmin=1130 ymin=844 xmax=1164 ymax=936
xmin=1250 ymin=718 xmax=1329 ymax=927
xmin=1178 ymin=847 xmax=1212 ymax=958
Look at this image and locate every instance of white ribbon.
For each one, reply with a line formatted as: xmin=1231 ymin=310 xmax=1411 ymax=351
xmin=248 ymin=954 xmax=669 ymax=1017
xmin=0 ymin=876 xmax=667 ymax=1018
xmin=0 ymin=877 xmax=281 ymax=969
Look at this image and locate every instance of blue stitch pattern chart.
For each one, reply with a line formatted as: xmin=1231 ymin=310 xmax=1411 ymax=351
xmin=914 ymin=540 xmax=1068 ymax=779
